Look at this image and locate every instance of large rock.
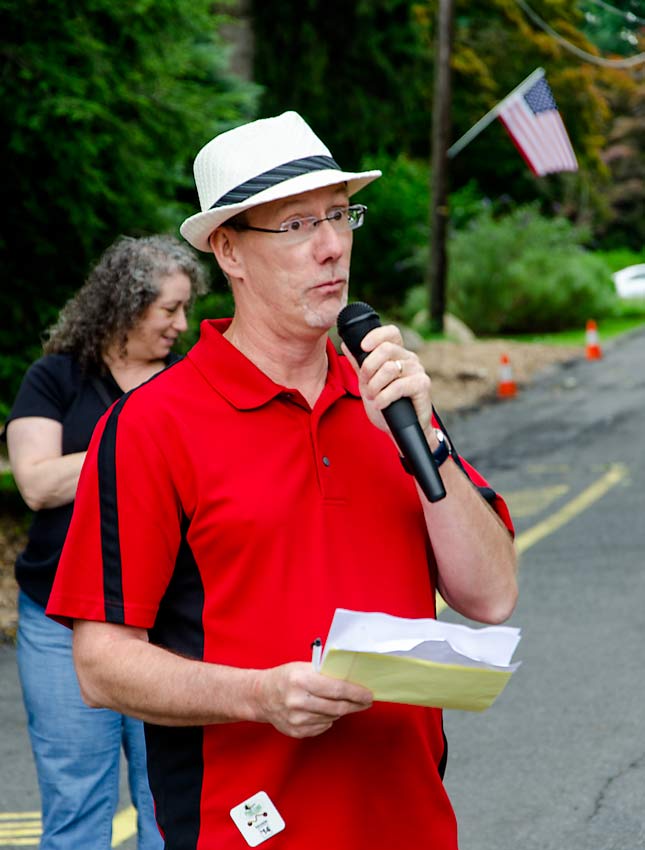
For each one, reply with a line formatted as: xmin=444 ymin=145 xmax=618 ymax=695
xmin=444 ymin=313 xmax=475 ymax=343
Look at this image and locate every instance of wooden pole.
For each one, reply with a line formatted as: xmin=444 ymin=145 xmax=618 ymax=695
xmin=428 ymin=0 xmax=454 ymax=334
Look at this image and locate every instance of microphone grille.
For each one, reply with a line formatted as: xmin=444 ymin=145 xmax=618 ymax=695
xmin=336 ymin=302 xmax=382 ymax=364
xmin=336 ymin=301 xmax=378 ymax=333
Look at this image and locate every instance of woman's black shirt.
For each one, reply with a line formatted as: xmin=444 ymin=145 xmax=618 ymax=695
xmin=5 ymin=352 xmax=177 ymax=607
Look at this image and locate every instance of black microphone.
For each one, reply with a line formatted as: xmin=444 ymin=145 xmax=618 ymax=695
xmin=337 ymin=301 xmax=447 ymax=503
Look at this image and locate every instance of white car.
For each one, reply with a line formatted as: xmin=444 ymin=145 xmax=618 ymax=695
xmin=612 ymin=264 xmax=645 ymax=299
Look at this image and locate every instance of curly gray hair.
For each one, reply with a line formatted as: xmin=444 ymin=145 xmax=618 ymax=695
xmin=44 ymin=235 xmax=208 ymax=371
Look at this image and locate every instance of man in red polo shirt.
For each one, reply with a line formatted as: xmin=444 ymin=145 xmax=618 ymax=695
xmin=48 ymin=111 xmax=517 ymax=849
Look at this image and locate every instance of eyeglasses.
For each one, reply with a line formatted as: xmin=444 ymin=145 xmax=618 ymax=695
xmin=229 ymin=204 xmax=367 ymax=245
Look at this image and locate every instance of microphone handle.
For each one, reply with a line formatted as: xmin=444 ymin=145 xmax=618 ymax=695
xmin=336 ymin=301 xmax=446 ymax=503
xmin=383 ymin=400 xmax=447 ymax=503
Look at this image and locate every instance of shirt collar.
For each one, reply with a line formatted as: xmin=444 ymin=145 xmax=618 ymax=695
xmin=187 ymin=319 xmax=360 ymax=411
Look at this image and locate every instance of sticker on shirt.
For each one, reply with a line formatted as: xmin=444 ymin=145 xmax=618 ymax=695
xmin=230 ymin=790 xmax=286 ymax=846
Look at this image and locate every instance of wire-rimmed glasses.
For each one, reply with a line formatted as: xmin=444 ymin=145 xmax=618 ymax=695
xmin=228 ymin=204 xmax=367 ymax=245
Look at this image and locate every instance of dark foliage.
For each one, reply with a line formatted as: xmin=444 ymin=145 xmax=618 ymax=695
xmin=0 ymin=0 xmax=259 ymax=415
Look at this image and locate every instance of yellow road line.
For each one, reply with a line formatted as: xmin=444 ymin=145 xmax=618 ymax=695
xmin=0 ymin=814 xmax=41 ymax=846
xmin=437 ymin=463 xmax=628 ymax=615
xmin=0 ymin=806 xmax=136 ymax=847
xmin=111 ymin=805 xmax=136 ymax=847
xmin=504 ymin=484 xmax=569 ymax=519
xmin=514 ymin=463 xmax=627 ymax=554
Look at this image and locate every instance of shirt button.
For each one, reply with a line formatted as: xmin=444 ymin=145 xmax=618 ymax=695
xmin=322 ymin=456 xmax=331 ymax=467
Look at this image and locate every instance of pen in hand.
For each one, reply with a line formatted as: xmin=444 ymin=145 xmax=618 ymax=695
xmin=311 ymin=638 xmax=322 ymax=671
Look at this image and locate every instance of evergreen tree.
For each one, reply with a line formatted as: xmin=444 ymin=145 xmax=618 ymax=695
xmin=0 ymin=0 xmax=259 ymax=411
xmin=578 ymin=0 xmax=644 ymax=56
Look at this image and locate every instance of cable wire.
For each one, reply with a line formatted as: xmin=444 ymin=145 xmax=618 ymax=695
xmin=514 ymin=0 xmax=645 ymax=68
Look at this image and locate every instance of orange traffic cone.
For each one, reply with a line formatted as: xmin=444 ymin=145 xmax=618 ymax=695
xmin=585 ymin=319 xmax=602 ymax=360
xmin=497 ymin=353 xmax=517 ymax=399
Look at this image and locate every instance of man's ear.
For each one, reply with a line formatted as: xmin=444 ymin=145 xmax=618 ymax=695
xmin=209 ymin=228 xmax=243 ymax=280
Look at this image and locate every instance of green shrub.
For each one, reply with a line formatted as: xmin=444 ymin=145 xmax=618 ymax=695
xmin=349 ymin=153 xmax=430 ymax=311
xmin=446 ymin=206 xmax=618 ymax=335
xmin=350 ymin=157 xmax=493 ymax=312
xmin=448 ymin=180 xmax=492 ymax=230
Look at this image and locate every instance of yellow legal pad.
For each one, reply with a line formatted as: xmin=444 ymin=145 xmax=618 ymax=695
xmin=318 ymin=609 xmax=521 ymax=713
xmin=322 ymin=649 xmax=514 ymax=712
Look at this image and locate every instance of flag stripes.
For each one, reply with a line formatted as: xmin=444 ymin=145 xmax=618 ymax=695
xmin=498 ymin=76 xmax=578 ymax=176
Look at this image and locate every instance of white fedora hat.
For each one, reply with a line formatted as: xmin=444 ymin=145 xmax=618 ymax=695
xmin=180 ymin=111 xmax=382 ymax=252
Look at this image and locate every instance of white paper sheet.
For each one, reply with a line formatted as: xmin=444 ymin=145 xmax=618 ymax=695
xmin=322 ymin=608 xmax=521 ymax=671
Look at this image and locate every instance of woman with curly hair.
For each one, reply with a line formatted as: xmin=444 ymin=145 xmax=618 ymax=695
xmin=4 ymin=234 xmax=207 ymax=849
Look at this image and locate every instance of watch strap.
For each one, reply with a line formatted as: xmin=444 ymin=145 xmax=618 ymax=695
xmin=432 ymin=429 xmax=451 ymax=467
xmin=399 ymin=429 xmax=451 ymax=475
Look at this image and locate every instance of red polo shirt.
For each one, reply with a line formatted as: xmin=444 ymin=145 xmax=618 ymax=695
xmin=48 ymin=319 xmax=512 ymax=850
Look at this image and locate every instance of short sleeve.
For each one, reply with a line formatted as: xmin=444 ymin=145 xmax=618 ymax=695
xmin=5 ymin=355 xmax=76 ymax=427
xmin=430 ymin=411 xmax=514 ymax=536
xmin=47 ymin=390 xmax=184 ymax=628
xmin=455 ymin=454 xmax=514 ymax=536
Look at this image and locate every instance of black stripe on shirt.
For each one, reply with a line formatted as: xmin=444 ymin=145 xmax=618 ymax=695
xmin=97 ymin=392 xmax=132 ymax=623
xmin=438 ymin=721 xmax=449 ymax=780
xmin=147 ymin=515 xmax=205 ymax=849
xmin=95 ymin=361 xmax=183 ymax=623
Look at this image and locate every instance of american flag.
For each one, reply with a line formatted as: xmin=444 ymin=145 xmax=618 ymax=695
xmin=498 ymin=74 xmax=578 ymax=176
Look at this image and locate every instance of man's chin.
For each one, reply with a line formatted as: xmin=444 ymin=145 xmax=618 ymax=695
xmin=303 ymin=291 xmax=348 ymax=331
xmin=308 ymin=308 xmax=346 ymax=331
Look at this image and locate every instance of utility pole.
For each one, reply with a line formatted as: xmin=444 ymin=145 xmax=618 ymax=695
xmin=428 ymin=0 xmax=454 ymax=334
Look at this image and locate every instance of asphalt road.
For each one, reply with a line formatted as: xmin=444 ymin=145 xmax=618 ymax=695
xmin=1 ymin=326 xmax=644 ymax=849
xmin=0 ymin=646 xmax=139 ymax=849
xmin=441 ymin=326 xmax=645 ymax=850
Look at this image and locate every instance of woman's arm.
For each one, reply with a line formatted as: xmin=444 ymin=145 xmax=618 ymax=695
xmin=6 ymin=417 xmax=86 ymax=511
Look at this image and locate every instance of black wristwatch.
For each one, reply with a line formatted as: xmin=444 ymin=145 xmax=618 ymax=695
xmin=399 ymin=428 xmax=452 ymax=476
xmin=431 ymin=429 xmax=452 ymax=468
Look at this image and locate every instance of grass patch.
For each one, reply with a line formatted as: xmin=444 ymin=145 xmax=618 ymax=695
xmin=595 ymin=248 xmax=645 ymax=274
xmin=503 ymin=314 xmax=645 ymax=346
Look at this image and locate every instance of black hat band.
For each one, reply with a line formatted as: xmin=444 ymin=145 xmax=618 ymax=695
xmin=210 ymin=155 xmax=340 ymax=209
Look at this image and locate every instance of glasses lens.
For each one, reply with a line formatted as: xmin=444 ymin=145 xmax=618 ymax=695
xmin=346 ymin=205 xmax=366 ymax=230
xmin=276 ymin=205 xmax=367 ymax=244
xmin=279 ymin=216 xmax=317 ymax=244
xmin=282 ymin=218 xmax=310 ymax=234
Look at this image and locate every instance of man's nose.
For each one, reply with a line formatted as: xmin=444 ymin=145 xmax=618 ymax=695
xmin=312 ymin=219 xmax=348 ymax=261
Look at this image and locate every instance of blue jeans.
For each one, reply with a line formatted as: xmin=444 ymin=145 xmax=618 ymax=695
xmin=17 ymin=591 xmax=163 ymax=850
